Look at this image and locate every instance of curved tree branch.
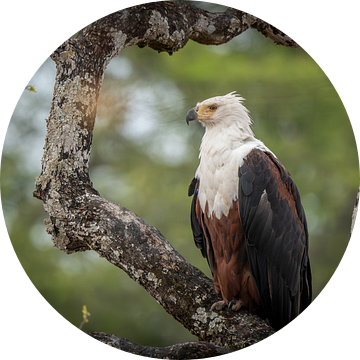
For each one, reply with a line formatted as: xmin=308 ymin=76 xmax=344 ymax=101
xmin=87 ymin=331 xmax=233 ymax=358
xmin=33 ymin=1 xmax=296 ymax=354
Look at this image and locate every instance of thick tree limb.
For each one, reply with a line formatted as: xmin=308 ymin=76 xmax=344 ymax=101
xmin=32 ymin=1 xmax=296 ymax=354
xmin=87 ymin=331 xmax=232 ymax=358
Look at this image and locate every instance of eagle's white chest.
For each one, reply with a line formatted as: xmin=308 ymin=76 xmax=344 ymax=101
xmin=196 ymin=135 xmax=270 ymax=219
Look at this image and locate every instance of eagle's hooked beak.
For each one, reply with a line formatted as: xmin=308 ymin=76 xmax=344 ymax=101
xmin=186 ymin=104 xmax=218 ymax=125
xmin=186 ymin=107 xmax=198 ymax=125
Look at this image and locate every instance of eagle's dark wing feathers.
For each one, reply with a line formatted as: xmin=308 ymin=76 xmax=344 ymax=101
xmin=238 ymin=149 xmax=312 ymax=330
xmin=189 ymin=177 xmax=215 ymax=275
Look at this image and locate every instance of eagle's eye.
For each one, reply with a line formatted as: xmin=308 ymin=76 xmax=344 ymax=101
xmin=209 ymin=105 xmax=218 ymax=111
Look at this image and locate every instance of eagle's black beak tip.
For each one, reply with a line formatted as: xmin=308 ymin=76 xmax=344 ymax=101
xmin=186 ymin=108 xmax=198 ymax=126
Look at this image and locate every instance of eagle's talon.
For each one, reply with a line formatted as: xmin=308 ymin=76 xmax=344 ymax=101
xmin=228 ymin=300 xmax=236 ymax=310
xmin=228 ymin=299 xmax=244 ymax=311
xmin=210 ymin=300 xmax=226 ymax=312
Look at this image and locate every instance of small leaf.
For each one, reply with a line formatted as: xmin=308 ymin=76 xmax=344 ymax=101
xmin=25 ymin=85 xmax=37 ymax=93
xmin=82 ymin=305 xmax=90 ymax=319
xmin=79 ymin=305 xmax=91 ymax=330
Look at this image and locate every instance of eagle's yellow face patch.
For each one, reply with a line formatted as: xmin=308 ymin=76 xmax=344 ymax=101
xmin=196 ymin=104 xmax=218 ymax=119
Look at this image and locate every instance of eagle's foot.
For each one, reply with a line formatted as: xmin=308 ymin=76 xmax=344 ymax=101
xmin=210 ymin=300 xmax=227 ymax=312
xmin=228 ymin=299 xmax=244 ymax=311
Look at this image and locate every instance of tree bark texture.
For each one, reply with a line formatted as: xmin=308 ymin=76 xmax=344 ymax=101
xmin=33 ymin=1 xmax=299 ymax=355
xmin=87 ymin=332 xmax=233 ymax=359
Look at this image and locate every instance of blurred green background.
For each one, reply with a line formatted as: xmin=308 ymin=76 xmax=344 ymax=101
xmin=1 ymin=2 xmax=358 ymax=348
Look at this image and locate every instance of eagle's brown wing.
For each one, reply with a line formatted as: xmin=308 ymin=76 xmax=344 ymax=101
xmin=239 ymin=148 xmax=312 ymax=330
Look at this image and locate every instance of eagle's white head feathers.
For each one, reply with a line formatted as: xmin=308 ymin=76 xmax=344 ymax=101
xmin=186 ymin=91 xmax=254 ymax=138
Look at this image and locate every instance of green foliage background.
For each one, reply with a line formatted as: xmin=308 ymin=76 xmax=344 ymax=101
xmin=1 ymin=3 xmax=358 ymax=347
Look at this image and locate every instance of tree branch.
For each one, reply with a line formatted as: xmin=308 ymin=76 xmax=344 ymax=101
xmin=239 ymin=11 xmax=299 ymax=47
xmin=351 ymin=184 xmax=360 ymax=234
xmin=87 ymin=331 xmax=232 ymax=358
xmin=33 ymin=1 xmax=293 ymax=353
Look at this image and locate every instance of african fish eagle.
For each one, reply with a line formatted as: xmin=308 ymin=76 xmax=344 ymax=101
xmin=186 ymin=92 xmax=312 ymax=330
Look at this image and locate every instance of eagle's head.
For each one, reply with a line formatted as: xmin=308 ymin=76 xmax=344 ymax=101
xmin=186 ymin=92 xmax=253 ymax=134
